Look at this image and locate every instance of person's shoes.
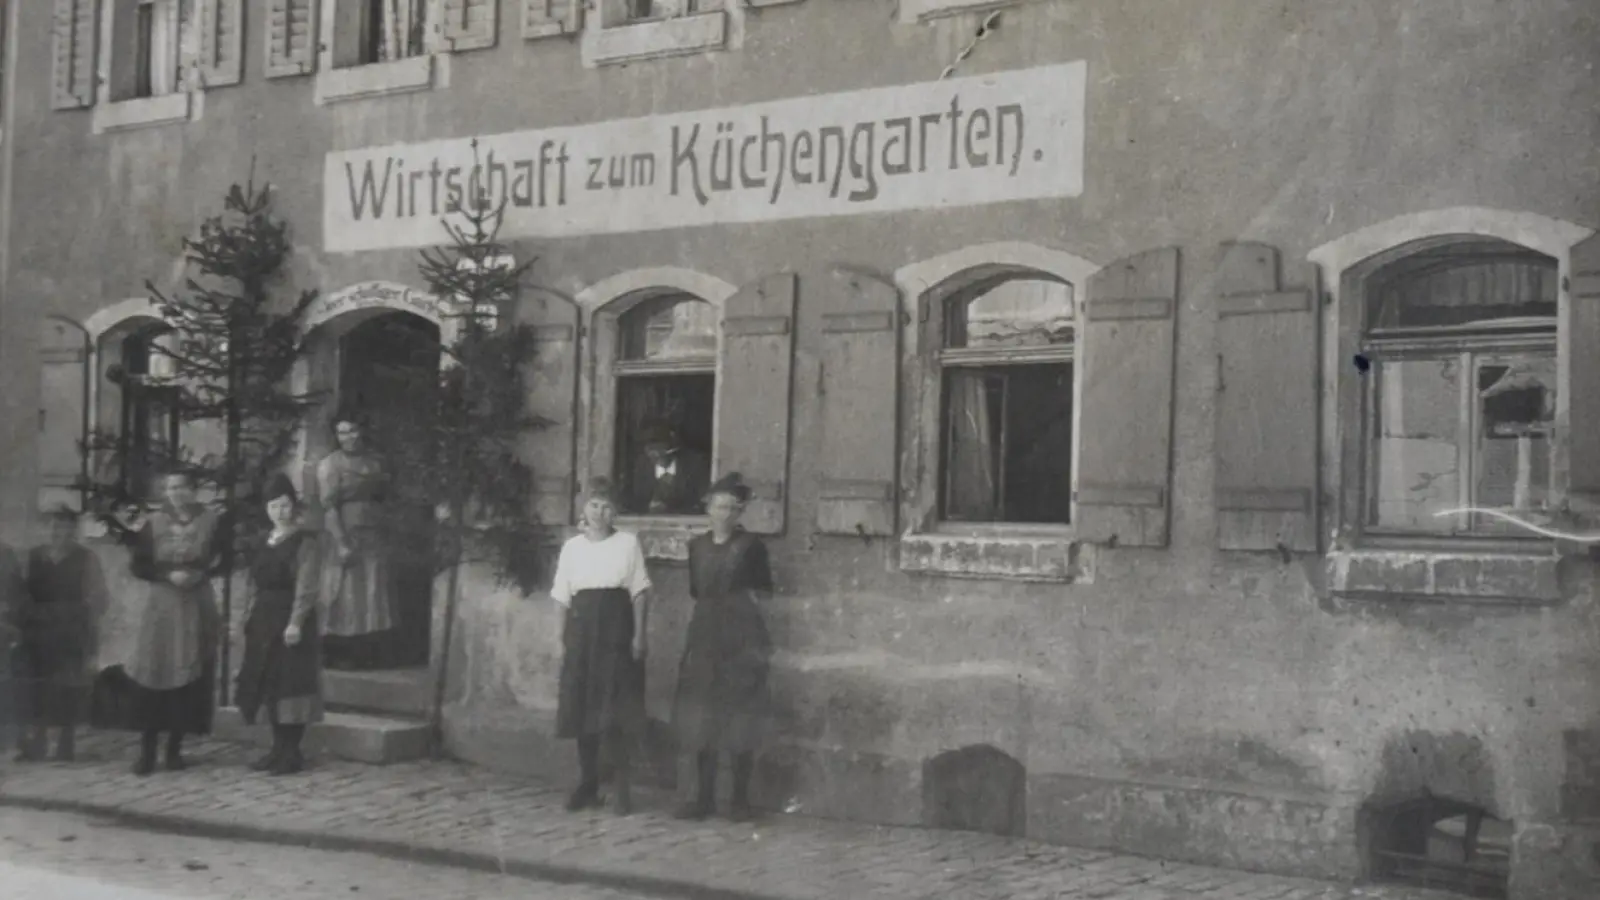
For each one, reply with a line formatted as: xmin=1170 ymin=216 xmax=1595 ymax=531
xmin=609 ymin=780 xmax=633 ymax=816
xmin=269 ymin=750 xmax=304 ymax=776
xmin=163 ymin=751 xmax=189 ymax=772
xmin=249 ymin=748 xmax=281 ymax=772
xmin=131 ymin=753 xmax=156 ymax=777
xmin=727 ymin=799 xmax=757 ymax=822
xmin=674 ymin=800 xmax=713 ymax=821
xmin=53 ymin=730 xmax=76 ymax=762
xmin=565 ymin=784 xmax=600 ymax=812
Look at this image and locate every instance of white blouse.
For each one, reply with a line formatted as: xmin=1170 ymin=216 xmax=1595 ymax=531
xmin=549 ymin=531 xmax=653 ymax=607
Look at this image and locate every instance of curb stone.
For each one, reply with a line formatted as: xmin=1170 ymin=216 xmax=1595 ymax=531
xmin=0 ymin=793 xmax=779 ymax=900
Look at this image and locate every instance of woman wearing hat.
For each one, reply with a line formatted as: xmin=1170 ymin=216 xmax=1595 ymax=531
xmin=672 ymin=472 xmax=774 ymax=821
xmin=235 ymin=474 xmax=324 ymax=775
xmin=11 ymin=507 xmax=102 ymax=762
xmin=550 ymin=477 xmax=653 ymax=814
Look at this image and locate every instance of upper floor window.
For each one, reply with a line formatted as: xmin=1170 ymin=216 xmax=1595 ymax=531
xmin=612 ymin=294 xmax=717 ymax=516
xmin=625 ymin=0 xmax=706 ymax=20
xmin=113 ymin=0 xmax=181 ymax=100
xmin=938 ymin=276 xmax=1075 ymax=525
xmin=334 ymin=0 xmax=428 ymax=68
xmin=1360 ymin=238 xmax=1557 ymax=538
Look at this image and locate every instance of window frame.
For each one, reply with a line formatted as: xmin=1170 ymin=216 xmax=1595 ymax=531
xmin=932 ymin=275 xmax=1077 ymax=530
xmin=316 ymin=0 xmax=448 ymax=105
xmin=582 ymin=0 xmax=738 ymax=68
xmin=1312 ymin=211 xmax=1595 ymax=606
xmin=1359 ymin=322 xmax=1557 ymax=543
xmin=87 ymin=311 xmax=181 ymax=508
xmin=92 ymin=0 xmax=196 ymax=134
xmin=911 ymin=266 xmax=1082 ymax=540
xmin=1329 ymin=231 xmax=1571 ymax=556
xmin=574 ymin=270 xmax=736 ymax=559
xmin=892 ymin=244 xmax=1100 ymax=585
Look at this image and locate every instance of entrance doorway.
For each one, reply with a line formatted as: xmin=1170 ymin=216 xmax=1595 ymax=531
xmin=307 ymin=310 xmax=442 ymax=670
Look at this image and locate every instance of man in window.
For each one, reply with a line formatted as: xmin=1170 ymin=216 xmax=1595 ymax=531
xmin=635 ymin=423 xmax=710 ymax=516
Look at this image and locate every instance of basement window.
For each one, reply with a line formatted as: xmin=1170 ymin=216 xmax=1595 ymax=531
xmin=1370 ymin=797 xmax=1512 ymax=899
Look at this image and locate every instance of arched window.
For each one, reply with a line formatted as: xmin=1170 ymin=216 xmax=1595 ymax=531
xmin=96 ymin=319 xmax=181 ymax=504
xmin=611 ymin=293 xmax=718 ymax=516
xmin=1359 ymin=237 xmax=1557 ymax=536
xmin=936 ymin=275 xmax=1075 ymax=525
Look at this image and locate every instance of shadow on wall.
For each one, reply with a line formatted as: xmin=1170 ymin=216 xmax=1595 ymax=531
xmin=921 ymin=744 xmax=1028 ymax=838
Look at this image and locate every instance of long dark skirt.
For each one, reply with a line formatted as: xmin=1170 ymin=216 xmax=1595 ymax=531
xmin=11 ymin=629 xmax=92 ymax=729
xmin=556 ymin=588 xmax=644 ymax=740
xmin=91 ymin=665 xmax=215 ymax=735
xmin=672 ymin=595 xmax=771 ymax=753
xmin=235 ymin=594 xmax=321 ymax=726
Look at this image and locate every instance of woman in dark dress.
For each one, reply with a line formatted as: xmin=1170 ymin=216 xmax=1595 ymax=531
xmin=672 ymin=473 xmax=775 ymax=821
xmin=550 ymin=478 xmax=653 ymax=815
xmin=96 ymin=471 xmax=223 ymax=775
xmin=235 ymin=475 xmax=323 ymax=776
xmin=12 ymin=507 xmax=107 ymax=762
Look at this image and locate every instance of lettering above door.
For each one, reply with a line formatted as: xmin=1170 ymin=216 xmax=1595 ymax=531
xmin=323 ymin=62 xmax=1088 ymax=253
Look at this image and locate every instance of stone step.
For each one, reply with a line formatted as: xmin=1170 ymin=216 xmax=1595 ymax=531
xmin=213 ymin=707 xmax=432 ymax=765
xmin=322 ymin=667 xmax=433 ymax=718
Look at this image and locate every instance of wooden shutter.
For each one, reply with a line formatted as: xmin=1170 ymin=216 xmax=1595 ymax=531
xmin=816 ymin=267 xmax=899 ymax=537
xmin=714 ymin=273 xmax=797 ymax=535
xmin=523 ymin=0 xmax=579 ymax=39
xmin=198 ymin=0 xmax=245 ymax=87
xmin=443 ymin=0 xmax=497 ymax=51
xmin=265 ymin=0 xmax=316 ymax=78
xmin=1075 ymin=247 xmax=1179 ymax=547
xmin=51 ymin=0 xmax=97 ymax=109
xmin=1569 ymin=233 xmax=1600 ymax=517
xmin=1214 ymin=243 xmax=1319 ymax=553
xmin=527 ymin=296 xmax=580 ymax=527
xmin=38 ymin=317 xmax=91 ymax=510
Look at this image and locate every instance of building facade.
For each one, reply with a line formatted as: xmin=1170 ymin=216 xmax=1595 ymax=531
xmin=4 ymin=1 xmax=1600 ymax=897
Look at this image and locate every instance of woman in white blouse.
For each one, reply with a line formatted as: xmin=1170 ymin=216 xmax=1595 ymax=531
xmin=550 ymin=477 xmax=652 ymax=815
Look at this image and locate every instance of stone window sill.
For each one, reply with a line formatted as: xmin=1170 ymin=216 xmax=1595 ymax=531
xmin=1326 ymin=548 xmax=1564 ymax=605
xmin=586 ymin=12 xmax=727 ymax=67
xmin=92 ymin=92 xmax=193 ymax=135
xmin=315 ymin=55 xmax=439 ymax=106
xmin=899 ymin=530 xmax=1092 ymax=583
xmin=616 ymin=515 xmax=708 ymax=562
xmin=898 ymin=0 xmax=1019 ymax=25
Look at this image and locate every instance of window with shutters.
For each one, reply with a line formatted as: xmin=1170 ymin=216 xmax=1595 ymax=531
xmin=317 ymin=0 xmax=445 ymax=104
xmin=610 ymin=294 xmax=717 ymax=518
xmin=585 ymin=0 xmax=733 ymax=67
xmin=1356 ymin=239 xmax=1558 ymax=541
xmin=90 ymin=0 xmax=196 ymax=133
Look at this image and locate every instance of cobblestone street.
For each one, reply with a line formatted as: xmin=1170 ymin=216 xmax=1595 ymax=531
xmin=0 ymin=732 xmax=1465 ymax=900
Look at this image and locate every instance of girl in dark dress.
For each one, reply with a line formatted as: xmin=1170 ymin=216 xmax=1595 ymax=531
xmin=235 ymin=475 xmax=323 ymax=776
xmin=13 ymin=507 xmax=107 ymax=762
xmin=550 ymin=478 xmax=653 ymax=815
xmin=672 ymin=473 xmax=775 ymax=821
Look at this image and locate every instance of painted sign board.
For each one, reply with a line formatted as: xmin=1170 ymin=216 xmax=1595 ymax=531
xmin=323 ymin=62 xmax=1088 ymax=253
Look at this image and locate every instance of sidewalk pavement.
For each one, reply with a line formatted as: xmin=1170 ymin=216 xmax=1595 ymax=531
xmin=0 ymin=732 xmax=1464 ymax=900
